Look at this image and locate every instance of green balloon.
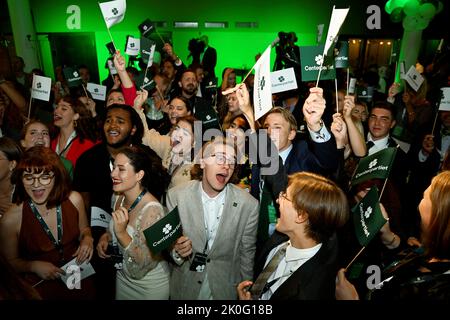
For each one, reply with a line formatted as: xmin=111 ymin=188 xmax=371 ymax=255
xmin=419 ymin=3 xmax=436 ymax=19
xmin=403 ymin=0 xmax=420 ymax=16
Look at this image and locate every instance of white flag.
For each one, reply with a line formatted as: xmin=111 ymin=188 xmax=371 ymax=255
xmin=87 ymin=83 xmax=107 ymax=101
xmin=147 ymin=44 xmax=156 ymax=68
xmin=253 ymin=45 xmax=272 ymax=121
xmin=107 ymin=59 xmax=118 ymax=75
xmin=31 ymin=74 xmax=52 ymax=101
xmin=405 ymin=65 xmax=424 ymax=92
xmin=91 ymin=206 xmax=111 ymax=228
xmin=322 ymin=6 xmax=349 ymax=57
xmin=125 ymin=36 xmax=140 ymax=56
xmin=99 ymin=0 xmax=126 ymax=29
xmin=439 ymin=88 xmax=450 ymax=111
xmin=271 ymin=68 xmax=297 ymax=94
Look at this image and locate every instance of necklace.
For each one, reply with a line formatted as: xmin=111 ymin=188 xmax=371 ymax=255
xmin=120 ymin=189 xmax=146 ymax=213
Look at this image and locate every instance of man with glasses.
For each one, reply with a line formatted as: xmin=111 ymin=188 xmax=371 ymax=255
xmin=167 ymin=137 xmax=259 ymax=300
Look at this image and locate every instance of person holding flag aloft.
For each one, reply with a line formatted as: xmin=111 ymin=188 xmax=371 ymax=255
xmin=336 ymin=170 xmax=450 ymax=300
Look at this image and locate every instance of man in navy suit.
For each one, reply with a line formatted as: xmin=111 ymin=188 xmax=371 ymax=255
xmin=249 ymin=88 xmax=340 ymax=246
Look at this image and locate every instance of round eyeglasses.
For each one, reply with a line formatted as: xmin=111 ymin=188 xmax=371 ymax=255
xmin=22 ymin=173 xmax=55 ymax=186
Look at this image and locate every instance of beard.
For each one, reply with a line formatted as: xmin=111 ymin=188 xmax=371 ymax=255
xmin=183 ymin=84 xmax=197 ymax=96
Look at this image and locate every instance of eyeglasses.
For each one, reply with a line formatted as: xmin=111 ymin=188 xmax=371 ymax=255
xmin=279 ymin=191 xmax=292 ymax=202
xmin=210 ymin=153 xmax=236 ymax=166
xmin=22 ymin=173 xmax=55 ymax=186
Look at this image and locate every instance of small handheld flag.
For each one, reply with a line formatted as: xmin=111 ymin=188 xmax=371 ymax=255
xmin=143 ymin=206 xmax=182 ymax=255
xmin=352 ymin=186 xmax=387 ymax=247
xmin=316 ymin=6 xmax=349 ymax=87
xmin=253 ymin=45 xmax=272 ymax=121
xmin=351 ymin=147 xmax=398 ymax=187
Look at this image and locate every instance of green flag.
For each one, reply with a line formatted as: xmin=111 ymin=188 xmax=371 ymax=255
xmin=300 ymin=45 xmax=336 ymax=82
xmin=352 ymin=186 xmax=387 ymax=247
xmin=143 ymin=206 xmax=182 ymax=255
xmin=63 ymin=67 xmax=82 ymax=87
xmin=351 ymin=147 xmax=398 ymax=187
xmin=334 ymin=41 xmax=349 ymax=69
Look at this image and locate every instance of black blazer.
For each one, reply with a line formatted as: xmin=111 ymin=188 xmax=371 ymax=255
xmin=202 ymin=46 xmax=217 ymax=80
xmin=254 ymin=231 xmax=339 ymax=300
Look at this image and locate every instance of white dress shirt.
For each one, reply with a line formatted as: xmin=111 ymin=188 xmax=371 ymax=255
xmin=261 ymin=241 xmax=322 ymax=300
xmin=367 ymin=133 xmax=390 ymax=156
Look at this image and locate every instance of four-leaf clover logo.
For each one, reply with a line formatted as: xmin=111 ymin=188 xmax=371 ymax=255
xmin=94 ymin=88 xmax=99 ymax=93
xmin=143 ymin=25 xmax=148 ymax=30
xmin=196 ymin=265 xmax=205 ymax=272
xmin=130 ymin=43 xmax=135 ymax=48
xmin=163 ymin=224 xmax=172 ymax=235
xmin=100 ymin=214 xmax=106 ymax=220
xmin=278 ymin=76 xmax=285 ymax=83
xmin=315 ymin=54 xmax=324 ymax=66
xmin=112 ymin=8 xmax=119 ymax=15
xmin=368 ymin=159 xmax=378 ymax=169
xmin=36 ymin=82 xmax=41 ymax=89
xmin=259 ymin=76 xmax=266 ymax=91
xmin=73 ymin=71 xmax=79 ymax=77
xmin=364 ymin=206 xmax=373 ymax=219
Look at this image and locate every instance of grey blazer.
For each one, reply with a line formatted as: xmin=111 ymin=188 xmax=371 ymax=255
xmin=166 ymin=180 xmax=259 ymax=300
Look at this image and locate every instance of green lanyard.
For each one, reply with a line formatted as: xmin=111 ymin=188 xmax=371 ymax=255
xmin=126 ymin=190 xmax=146 ymax=212
xmin=29 ymin=201 xmax=64 ymax=263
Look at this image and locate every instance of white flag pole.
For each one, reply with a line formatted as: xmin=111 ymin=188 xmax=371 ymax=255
xmin=27 ymin=96 xmax=33 ymax=122
xmin=155 ymin=30 xmax=166 ymax=44
xmin=335 ymin=78 xmax=339 ymax=114
xmin=346 ymin=68 xmax=350 ymax=96
xmin=98 ymin=2 xmax=118 ymax=51
xmin=242 ymin=65 xmax=256 ymax=85
xmin=106 ymin=28 xmax=117 ymax=52
xmin=315 ymin=59 xmax=324 ymax=88
xmin=431 ymin=112 xmax=439 ymax=136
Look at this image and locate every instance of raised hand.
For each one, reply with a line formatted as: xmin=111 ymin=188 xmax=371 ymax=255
xmin=112 ymin=206 xmax=129 ymax=237
xmin=342 ymin=95 xmax=355 ymax=121
xmin=330 ymin=113 xmax=348 ymax=149
xmin=303 ymin=87 xmax=326 ymax=131
xmin=113 ymin=50 xmax=126 ymax=73
xmin=134 ymin=89 xmax=149 ymax=111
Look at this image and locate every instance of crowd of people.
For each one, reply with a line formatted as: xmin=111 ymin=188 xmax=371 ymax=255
xmin=0 ymin=32 xmax=449 ymax=301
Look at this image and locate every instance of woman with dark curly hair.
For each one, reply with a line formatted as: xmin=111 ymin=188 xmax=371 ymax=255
xmin=96 ymin=145 xmax=170 ymax=300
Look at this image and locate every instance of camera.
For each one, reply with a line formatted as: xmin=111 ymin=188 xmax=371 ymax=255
xmin=187 ymin=38 xmax=206 ymax=63
xmin=106 ymin=244 xmax=123 ymax=264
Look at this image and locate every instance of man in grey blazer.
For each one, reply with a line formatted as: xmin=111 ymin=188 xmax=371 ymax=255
xmin=167 ymin=137 xmax=259 ymax=299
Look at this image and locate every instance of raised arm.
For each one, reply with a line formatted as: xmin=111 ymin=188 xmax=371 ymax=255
xmin=342 ymin=95 xmax=366 ymax=157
